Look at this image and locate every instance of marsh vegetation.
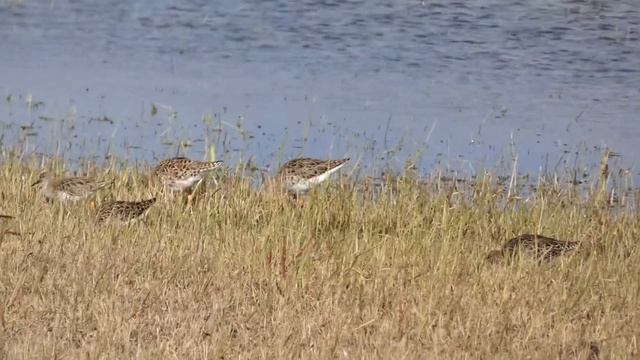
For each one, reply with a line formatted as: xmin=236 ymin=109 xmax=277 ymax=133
xmin=0 ymin=149 xmax=638 ymax=359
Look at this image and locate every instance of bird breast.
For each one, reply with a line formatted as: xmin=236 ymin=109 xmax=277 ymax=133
xmin=167 ymin=175 xmax=203 ymax=190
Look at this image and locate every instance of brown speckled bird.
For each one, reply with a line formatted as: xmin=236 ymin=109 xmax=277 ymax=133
xmin=32 ymin=171 xmax=111 ymax=203
xmin=277 ymin=157 xmax=350 ymax=194
xmin=486 ymin=234 xmax=579 ymax=263
xmin=96 ymin=198 xmax=156 ymax=224
xmin=152 ymin=157 xmax=223 ymax=194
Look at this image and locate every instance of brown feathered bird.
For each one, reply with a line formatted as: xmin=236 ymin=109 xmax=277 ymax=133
xmin=96 ymin=198 xmax=157 ymax=224
xmin=32 ymin=171 xmax=111 ymax=203
xmin=486 ymin=234 xmax=579 ymax=263
xmin=152 ymin=157 xmax=224 ymax=193
xmin=277 ymin=157 xmax=350 ymax=194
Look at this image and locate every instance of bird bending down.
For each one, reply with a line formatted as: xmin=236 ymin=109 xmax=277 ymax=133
xmin=96 ymin=198 xmax=157 ymax=224
xmin=152 ymin=157 xmax=223 ymax=201
xmin=486 ymin=234 xmax=579 ymax=263
xmin=277 ymin=157 xmax=350 ymax=196
xmin=31 ymin=171 xmax=111 ymax=203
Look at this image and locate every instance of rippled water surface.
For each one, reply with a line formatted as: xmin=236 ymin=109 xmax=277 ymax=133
xmin=1 ymin=0 xmax=639 ymax=178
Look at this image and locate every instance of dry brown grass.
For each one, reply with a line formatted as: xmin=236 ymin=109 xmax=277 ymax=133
xmin=0 ymin=154 xmax=638 ymax=359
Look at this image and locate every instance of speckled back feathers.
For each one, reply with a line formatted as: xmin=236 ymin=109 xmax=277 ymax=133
xmin=277 ymin=158 xmax=350 ymax=180
xmin=32 ymin=172 xmax=111 ymax=201
xmin=153 ymin=157 xmax=223 ymax=179
xmin=96 ymin=198 xmax=157 ymax=223
xmin=487 ymin=234 xmax=579 ymax=263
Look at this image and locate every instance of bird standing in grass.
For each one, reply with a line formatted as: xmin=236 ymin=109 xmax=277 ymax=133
xmin=151 ymin=157 xmax=224 ymax=203
xmin=31 ymin=171 xmax=111 ymax=203
xmin=276 ymin=157 xmax=350 ymax=196
xmin=486 ymin=234 xmax=579 ymax=263
xmin=96 ymin=198 xmax=157 ymax=224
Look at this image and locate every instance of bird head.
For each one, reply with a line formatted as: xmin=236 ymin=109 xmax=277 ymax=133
xmin=31 ymin=171 xmax=49 ymax=187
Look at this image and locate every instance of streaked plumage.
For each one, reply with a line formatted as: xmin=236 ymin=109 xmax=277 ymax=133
xmin=96 ymin=198 xmax=156 ymax=224
xmin=152 ymin=157 xmax=223 ymax=193
xmin=32 ymin=171 xmax=111 ymax=202
xmin=486 ymin=234 xmax=579 ymax=263
xmin=277 ymin=157 xmax=350 ymax=194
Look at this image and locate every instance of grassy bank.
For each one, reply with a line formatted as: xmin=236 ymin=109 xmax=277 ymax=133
xmin=0 ymin=154 xmax=638 ymax=359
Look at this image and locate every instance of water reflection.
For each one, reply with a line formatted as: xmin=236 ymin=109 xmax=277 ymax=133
xmin=0 ymin=0 xmax=638 ymax=180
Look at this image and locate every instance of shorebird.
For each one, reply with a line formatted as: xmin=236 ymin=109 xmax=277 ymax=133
xmin=486 ymin=234 xmax=579 ymax=263
xmin=276 ymin=157 xmax=350 ymax=195
xmin=96 ymin=198 xmax=157 ymax=224
xmin=151 ymin=157 xmax=223 ymax=195
xmin=31 ymin=171 xmax=111 ymax=203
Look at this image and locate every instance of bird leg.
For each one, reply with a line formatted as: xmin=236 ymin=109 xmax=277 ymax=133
xmin=89 ymin=198 xmax=97 ymax=210
xmin=186 ymin=178 xmax=205 ymax=207
xmin=288 ymin=191 xmax=306 ymax=208
xmin=210 ymin=175 xmax=219 ymax=187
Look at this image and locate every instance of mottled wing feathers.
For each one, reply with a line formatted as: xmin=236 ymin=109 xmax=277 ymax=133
xmin=152 ymin=157 xmax=223 ymax=188
xmin=153 ymin=157 xmax=223 ymax=176
xmin=488 ymin=234 xmax=579 ymax=263
xmin=153 ymin=157 xmax=190 ymax=175
xmin=278 ymin=158 xmax=350 ymax=180
xmin=96 ymin=198 xmax=156 ymax=223
xmin=503 ymin=234 xmax=579 ymax=256
xmin=56 ymin=177 xmax=111 ymax=197
xmin=151 ymin=157 xmax=224 ymax=193
xmin=33 ymin=172 xmax=111 ymax=202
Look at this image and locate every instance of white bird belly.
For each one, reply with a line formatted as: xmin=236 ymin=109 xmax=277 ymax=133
xmin=168 ymin=176 xmax=203 ymax=191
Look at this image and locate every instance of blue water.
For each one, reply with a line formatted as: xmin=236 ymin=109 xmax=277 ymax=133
xmin=1 ymin=0 xmax=639 ymax=180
